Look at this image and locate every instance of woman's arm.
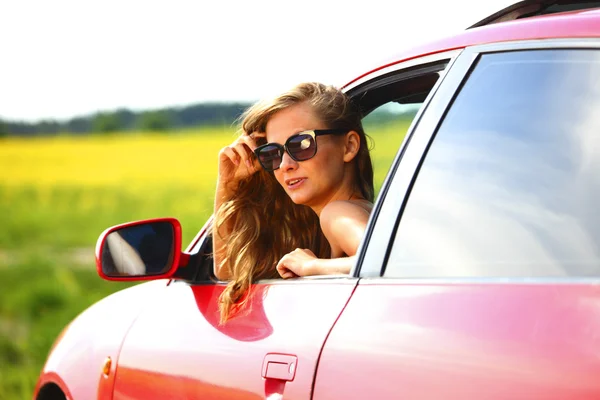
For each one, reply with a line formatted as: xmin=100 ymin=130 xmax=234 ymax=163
xmin=275 ymin=201 xmax=371 ymax=278
xmin=275 ymin=248 xmax=356 ymax=278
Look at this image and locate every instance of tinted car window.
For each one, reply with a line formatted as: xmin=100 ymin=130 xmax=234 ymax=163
xmin=386 ymin=49 xmax=600 ymax=278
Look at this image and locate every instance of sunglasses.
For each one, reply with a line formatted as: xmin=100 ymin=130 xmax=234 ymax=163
xmin=253 ymin=129 xmax=349 ymax=171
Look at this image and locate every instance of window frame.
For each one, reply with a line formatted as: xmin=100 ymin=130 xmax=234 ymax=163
xmin=347 ymin=48 xmax=471 ymax=278
xmin=372 ymin=37 xmax=600 ymax=281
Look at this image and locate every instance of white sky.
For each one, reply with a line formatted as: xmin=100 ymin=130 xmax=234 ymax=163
xmin=0 ymin=0 xmax=514 ymax=122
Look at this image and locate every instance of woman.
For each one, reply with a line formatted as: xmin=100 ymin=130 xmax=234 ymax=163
xmin=213 ymin=82 xmax=374 ymax=322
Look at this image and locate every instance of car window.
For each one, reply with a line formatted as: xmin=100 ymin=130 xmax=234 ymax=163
xmin=385 ymin=49 xmax=600 ymax=278
xmin=363 ymin=101 xmax=425 ymax=196
xmin=357 ymin=66 xmax=445 ymax=197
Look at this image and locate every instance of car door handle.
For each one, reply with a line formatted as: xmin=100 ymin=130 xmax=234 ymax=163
xmin=261 ymin=353 xmax=298 ymax=381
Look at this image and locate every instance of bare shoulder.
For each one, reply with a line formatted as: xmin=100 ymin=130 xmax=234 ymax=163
xmin=320 ymin=199 xmax=373 ymax=231
xmin=320 ymin=199 xmax=373 ymax=257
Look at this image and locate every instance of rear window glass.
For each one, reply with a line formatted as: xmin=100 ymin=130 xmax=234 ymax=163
xmin=386 ymin=49 xmax=600 ymax=278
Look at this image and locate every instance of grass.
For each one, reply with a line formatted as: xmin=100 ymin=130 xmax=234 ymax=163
xmin=0 ymin=255 xmax=137 ymax=399
xmin=0 ymin=118 xmax=410 ymax=399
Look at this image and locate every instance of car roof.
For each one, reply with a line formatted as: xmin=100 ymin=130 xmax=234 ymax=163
xmin=341 ymin=7 xmax=600 ymax=90
xmin=468 ymin=0 xmax=600 ymax=28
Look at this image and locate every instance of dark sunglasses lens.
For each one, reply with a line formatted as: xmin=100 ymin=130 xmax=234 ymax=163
xmin=287 ymin=134 xmax=316 ymax=161
xmin=257 ymin=145 xmax=283 ymax=170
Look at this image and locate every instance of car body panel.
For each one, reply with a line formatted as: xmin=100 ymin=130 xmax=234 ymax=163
xmin=314 ymin=281 xmax=600 ymax=399
xmin=110 ymin=279 xmax=357 ymax=399
xmin=33 ymin=280 xmax=170 ymax=399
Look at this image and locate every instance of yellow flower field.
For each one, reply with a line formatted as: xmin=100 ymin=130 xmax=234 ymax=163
xmin=0 ymin=123 xmax=405 ymax=189
xmin=0 ymin=126 xmax=235 ymax=189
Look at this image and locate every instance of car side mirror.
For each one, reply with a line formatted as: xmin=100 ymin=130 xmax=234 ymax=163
xmin=95 ymin=218 xmax=187 ymax=281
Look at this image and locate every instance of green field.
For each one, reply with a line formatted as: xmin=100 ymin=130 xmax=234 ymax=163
xmin=0 ymin=119 xmax=410 ymax=399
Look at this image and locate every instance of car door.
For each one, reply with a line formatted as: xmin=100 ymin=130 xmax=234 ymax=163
xmin=108 ymin=225 xmax=357 ymax=400
xmin=313 ymin=40 xmax=600 ymax=399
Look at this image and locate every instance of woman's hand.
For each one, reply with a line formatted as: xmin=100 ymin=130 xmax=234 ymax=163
xmin=276 ymin=248 xmax=318 ymax=279
xmin=213 ymin=132 xmax=264 ymax=281
xmin=217 ymin=132 xmax=263 ymax=194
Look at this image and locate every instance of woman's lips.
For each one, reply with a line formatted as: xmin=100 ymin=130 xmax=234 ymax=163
xmin=285 ymin=177 xmax=306 ymax=190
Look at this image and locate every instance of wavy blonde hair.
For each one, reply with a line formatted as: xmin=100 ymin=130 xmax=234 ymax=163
xmin=214 ymin=82 xmax=374 ymax=324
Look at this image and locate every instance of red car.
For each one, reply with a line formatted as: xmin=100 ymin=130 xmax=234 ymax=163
xmin=34 ymin=2 xmax=600 ymax=399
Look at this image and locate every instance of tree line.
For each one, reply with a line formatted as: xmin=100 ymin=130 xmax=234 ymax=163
xmin=0 ymin=102 xmax=253 ymax=137
xmin=0 ymin=102 xmax=419 ymax=137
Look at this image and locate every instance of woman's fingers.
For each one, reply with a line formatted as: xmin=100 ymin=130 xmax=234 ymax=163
xmin=282 ymin=270 xmax=298 ymax=279
xmin=276 ymin=256 xmax=290 ymax=277
xmin=275 ymin=248 xmax=317 ymax=279
xmin=218 ymin=133 xmax=265 ymax=183
xmin=220 ymin=140 xmax=254 ymax=167
xmin=240 ymin=135 xmax=263 ymax=170
xmin=233 ymin=142 xmax=253 ymax=169
xmin=276 ymin=254 xmax=301 ymax=279
xmin=220 ymin=146 xmax=239 ymax=166
xmin=278 ymin=266 xmax=298 ymax=279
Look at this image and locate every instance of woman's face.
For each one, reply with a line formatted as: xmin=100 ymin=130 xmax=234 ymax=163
xmin=265 ymin=102 xmax=351 ymax=213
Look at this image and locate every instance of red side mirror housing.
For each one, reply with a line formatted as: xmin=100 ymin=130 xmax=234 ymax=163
xmin=95 ymin=217 xmax=188 ymax=281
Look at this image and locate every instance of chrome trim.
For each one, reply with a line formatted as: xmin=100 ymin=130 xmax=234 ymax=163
xmin=342 ymin=49 xmax=463 ymax=93
xmin=358 ymin=277 xmax=600 ymax=285
xmin=173 ymin=275 xmax=359 ymax=286
xmin=465 ymin=37 xmax=600 ymax=54
xmin=255 ymin=276 xmax=359 ymax=285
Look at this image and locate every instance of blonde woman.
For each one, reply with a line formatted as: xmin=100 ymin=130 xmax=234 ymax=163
xmin=213 ymin=82 xmax=374 ymax=322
